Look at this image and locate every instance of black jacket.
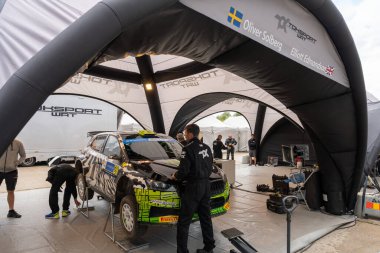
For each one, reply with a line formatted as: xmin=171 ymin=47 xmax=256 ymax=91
xmin=213 ymin=139 xmax=226 ymax=158
xmin=248 ymin=139 xmax=257 ymax=150
xmin=175 ymin=138 xmax=213 ymax=181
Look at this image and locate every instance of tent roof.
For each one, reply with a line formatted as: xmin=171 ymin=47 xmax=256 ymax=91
xmin=0 ymin=0 xmax=367 ymax=211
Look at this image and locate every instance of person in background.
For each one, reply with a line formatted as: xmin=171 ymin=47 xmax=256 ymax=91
xmin=213 ymin=135 xmax=227 ymax=159
xmin=45 ymin=164 xmax=81 ymax=219
xmin=176 ymin=132 xmax=188 ymax=146
xmin=0 ymin=139 xmax=26 ymax=218
xmin=248 ymin=134 xmax=257 ymax=166
xmin=225 ymin=135 xmax=237 ymax=160
xmin=171 ymin=124 xmax=215 ymax=253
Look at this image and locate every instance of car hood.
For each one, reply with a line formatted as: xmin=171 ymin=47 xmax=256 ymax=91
xmin=130 ymin=159 xmax=222 ymax=181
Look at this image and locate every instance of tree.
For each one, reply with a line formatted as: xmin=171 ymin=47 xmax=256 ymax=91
xmin=217 ymin=112 xmax=231 ymax=122
xmin=233 ymin=112 xmax=241 ymax=117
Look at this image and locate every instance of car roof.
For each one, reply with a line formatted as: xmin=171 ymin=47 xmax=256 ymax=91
xmin=89 ymin=131 xmax=168 ymax=138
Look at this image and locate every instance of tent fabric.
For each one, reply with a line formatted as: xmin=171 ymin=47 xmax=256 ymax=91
xmin=259 ymin=117 xmax=317 ymax=165
xmin=0 ymin=0 xmax=367 ymax=211
xmin=364 ymin=101 xmax=380 ymax=175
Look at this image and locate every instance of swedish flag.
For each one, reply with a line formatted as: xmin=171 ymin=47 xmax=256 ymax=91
xmin=227 ymin=7 xmax=243 ymax=28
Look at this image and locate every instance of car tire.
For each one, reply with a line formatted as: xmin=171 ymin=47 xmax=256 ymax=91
xmin=76 ymin=174 xmax=94 ymax=201
xmin=120 ymin=195 xmax=147 ymax=240
xmin=20 ymin=157 xmax=36 ymax=167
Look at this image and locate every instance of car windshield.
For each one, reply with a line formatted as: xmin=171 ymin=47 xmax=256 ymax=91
xmin=122 ymin=136 xmax=183 ymax=160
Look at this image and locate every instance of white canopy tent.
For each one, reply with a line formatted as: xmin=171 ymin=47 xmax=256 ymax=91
xmin=0 ymin=0 xmax=368 ymax=213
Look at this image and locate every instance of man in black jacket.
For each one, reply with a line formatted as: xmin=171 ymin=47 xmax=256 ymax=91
xmin=248 ymin=134 xmax=257 ymax=166
xmin=171 ymin=123 xmax=215 ymax=253
xmin=212 ymin=135 xmax=226 ymax=159
xmin=45 ymin=164 xmax=81 ymax=219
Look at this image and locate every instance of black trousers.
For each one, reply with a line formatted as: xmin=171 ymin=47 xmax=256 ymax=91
xmin=213 ymin=151 xmax=222 ymax=159
xmin=227 ymin=148 xmax=235 ymax=160
xmin=177 ymin=180 xmax=215 ymax=253
xmin=49 ymin=169 xmax=77 ymax=213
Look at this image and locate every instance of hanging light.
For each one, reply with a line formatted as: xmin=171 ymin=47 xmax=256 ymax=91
xmin=145 ymin=83 xmax=153 ymax=91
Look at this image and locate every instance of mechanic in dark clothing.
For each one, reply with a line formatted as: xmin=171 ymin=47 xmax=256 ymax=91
xmin=225 ymin=135 xmax=237 ymax=160
xmin=248 ymin=134 xmax=257 ymax=166
xmin=45 ymin=164 xmax=80 ymax=219
xmin=213 ymin=135 xmax=227 ymax=159
xmin=171 ymin=124 xmax=215 ymax=253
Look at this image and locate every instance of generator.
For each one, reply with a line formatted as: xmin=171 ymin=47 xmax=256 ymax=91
xmin=355 ymin=189 xmax=380 ymax=219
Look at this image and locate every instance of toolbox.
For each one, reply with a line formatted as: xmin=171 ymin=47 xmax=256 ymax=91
xmin=355 ymin=189 xmax=380 ymax=219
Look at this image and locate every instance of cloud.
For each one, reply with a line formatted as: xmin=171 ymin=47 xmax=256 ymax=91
xmin=333 ymin=0 xmax=380 ymax=99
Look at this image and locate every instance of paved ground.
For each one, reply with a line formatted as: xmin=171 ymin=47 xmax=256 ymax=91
xmin=1 ymin=153 xmax=380 ymax=252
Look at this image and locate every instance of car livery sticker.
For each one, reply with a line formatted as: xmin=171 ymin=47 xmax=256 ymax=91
xmin=104 ymin=161 xmax=119 ymax=176
xmin=159 ymin=216 xmax=179 ymax=223
xmin=123 ymin=138 xmax=176 ymax=144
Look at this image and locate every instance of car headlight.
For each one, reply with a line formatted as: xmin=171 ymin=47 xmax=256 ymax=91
xmin=147 ymin=180 xmax=176 ymax=192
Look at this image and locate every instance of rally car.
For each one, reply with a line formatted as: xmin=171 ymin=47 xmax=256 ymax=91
xmin=75 ymin=130 xmax=230 ymax=239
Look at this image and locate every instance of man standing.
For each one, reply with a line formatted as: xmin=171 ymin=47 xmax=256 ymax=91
xmin=0 ymin=139 xmax=25 ymax=218
xmin=213 ymin=135 xmax=226 ymax=159
xmin=171 ymin=124 xmax=215 ymax=253
xmin=225 ymin=135 xmax=237 ymax=160
xmin=45 ymin=164 xmax=81 ymax=219
xmin=248 ymin=134 xmax=257 ymax=166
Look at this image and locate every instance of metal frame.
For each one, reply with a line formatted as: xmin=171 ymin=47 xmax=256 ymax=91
xmin=103 ymin=201 xmax=150 ymax=252
xmin=78 ymin=187 xmax=94 ymax=218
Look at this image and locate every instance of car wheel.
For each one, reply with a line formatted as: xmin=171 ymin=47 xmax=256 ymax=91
xmin=20 ymin=157 xmax=36 ymax=167
xmin=76 ymin=174 xmax=94 ymax=201
xmin=120 ymin=195 xmax=147 ymax=240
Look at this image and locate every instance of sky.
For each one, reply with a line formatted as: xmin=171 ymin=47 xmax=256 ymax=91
xmin=332 ymin=0 xmax=380 ymax=99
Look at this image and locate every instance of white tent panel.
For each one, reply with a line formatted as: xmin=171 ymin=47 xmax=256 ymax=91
xmin=158 ymin=68 xmax=301 ymax=133
xmin=151 ymin=55 xmax=194 ymax=72
xmin=261 ymin=107 xmax=283 ymax=141
xmin=56 ymin=74 xmax=153 ymax=130
xmin=0 ymin=0 xmax=96 ymax=87
xmin=180 ymin=0 xmax=349 ymax=87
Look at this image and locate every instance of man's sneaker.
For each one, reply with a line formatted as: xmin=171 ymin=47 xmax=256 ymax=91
xmin=61 ymin=210 xmax=71 ymax=217
xmin=196 ymin=249 xmax=214 ymax=253
xmin=45 ymin=212 xmax=59 ymax=219
xmin=7 ymin=210 xmax=21 ymax=218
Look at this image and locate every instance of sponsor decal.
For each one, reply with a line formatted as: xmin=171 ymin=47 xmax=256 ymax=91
xmin=159 ymin=216 xmax=179 ymax=223
xmin=227 ymin=7 xmax=243 ymax=28
xmin=70 ymin=73 xmax=113 ymax=85
xmin=198 ymin=149 xmax=210 ymax=159
xmin=150 ymin=200 xmax=177 ymax=206
xmin=159 ymin=70 xmax=218 ymax=89
xmin=275 ymin=14 xmax=317 ymax=44
xmin=104 ymin=162 xmax=119 ymax=176
xmin=123 ymin=138 xmax=176 ymax=144
xmin=222 ymin=98 xmax=256 ymax=109
xmin=38 ymin=105 xmax=102 ymax=117
xmin=227 ymin=7 xmax=282 ymax=52
xmin=290 ymin=47 xmax=334 ymax=76
xmin=366 ymin=201 xmax=380 ymax=211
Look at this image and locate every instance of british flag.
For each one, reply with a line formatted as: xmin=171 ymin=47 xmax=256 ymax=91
xmin=325 ymin=65 xmax=335 ymax=76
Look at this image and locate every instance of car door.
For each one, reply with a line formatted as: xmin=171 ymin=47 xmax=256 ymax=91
xmin=86 ymin=134 xmax=108 ymax=188
xmin=99 ymin=134 xmax=123 ymax=200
